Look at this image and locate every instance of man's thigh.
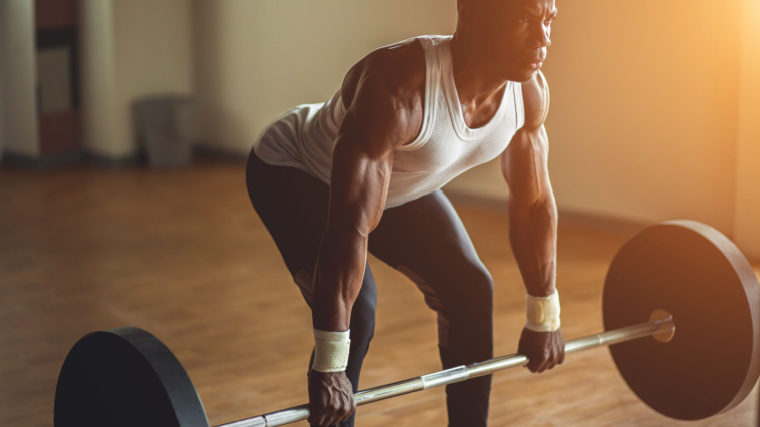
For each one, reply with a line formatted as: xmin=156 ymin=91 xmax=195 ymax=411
xmin=368 ymin=189 xmax=493 ymax=320
xmin=245 ymin=151 xmax=330 ymax=301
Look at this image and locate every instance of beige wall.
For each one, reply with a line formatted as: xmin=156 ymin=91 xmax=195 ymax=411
xmin=112 ymin=0 xmax=195 ymax=156
xmin=193 ymin=0 xmax=457 ymax=153
xmin=80 ymin=0 xmax=194 ymax=158
xmin=0 ymin=0 xmax=38 ymax=157
xmin=79 ymin=0 xmax=118 ymax=157
xmin=548 ymin=0 xmax=742 ymax=233
xmin=0 ymin=16 xmax=5 ymax=159
xmin=0 ymin=0 xmax=193 ymax=160
xmin=448 ymin=1 xmax=753 ymax=241
xmin=734 ymin=0 xmax=760 ymax=258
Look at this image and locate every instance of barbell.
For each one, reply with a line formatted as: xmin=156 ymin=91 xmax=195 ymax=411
xmin=54 ymin=220 xmax=760 ymax=426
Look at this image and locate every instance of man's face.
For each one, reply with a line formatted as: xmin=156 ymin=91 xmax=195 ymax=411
xmin=467 ymin=0 xmax=557 ymax=82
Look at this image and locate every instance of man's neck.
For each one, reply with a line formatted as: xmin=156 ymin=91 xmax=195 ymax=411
xmin=449 ymin=33 xmax=509 ymax=113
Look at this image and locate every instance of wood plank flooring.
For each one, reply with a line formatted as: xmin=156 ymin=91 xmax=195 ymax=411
xmin=0 ymin=159 xmax=757 ymax=426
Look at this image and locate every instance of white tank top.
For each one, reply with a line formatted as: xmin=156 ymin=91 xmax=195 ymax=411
xmin=253 ymin=35 xmax=525 ymax=208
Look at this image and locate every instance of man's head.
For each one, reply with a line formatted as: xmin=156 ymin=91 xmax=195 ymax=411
xmin=455 ymin=0 xmax=558 ymax=82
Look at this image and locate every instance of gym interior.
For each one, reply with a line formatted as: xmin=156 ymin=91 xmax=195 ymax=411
xmin=1 ymin=1 xmax=759 ymax=425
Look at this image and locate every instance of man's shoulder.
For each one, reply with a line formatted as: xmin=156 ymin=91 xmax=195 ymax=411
xmin=336 ymin=38 xmax=428 ymax=151
xmin=341 ymin=38 xmax=427 ymax=108
xmin=520 ymin=70 xmax=550 ymax=130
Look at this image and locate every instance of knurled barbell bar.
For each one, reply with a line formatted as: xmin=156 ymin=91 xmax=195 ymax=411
xmin=53 ymin=220 xmax=760 ymax=426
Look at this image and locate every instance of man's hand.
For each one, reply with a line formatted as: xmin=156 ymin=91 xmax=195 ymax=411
xmin=518 ymin=328 xmax=565 ymax=373
xmin=307 ymin=370 xmax=356 ymax=426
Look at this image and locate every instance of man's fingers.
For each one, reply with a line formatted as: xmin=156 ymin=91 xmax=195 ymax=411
xmin=308 ymin=400 xmax=331 ymax=426
xmin=547 ymin=357 xmax=558 ymax=371
xmin=307 ymin=409 xmax=338 ymax=427
xmin=307 ymin=370 xmax=356 ymax=426
xmin=547 ymin=351 xmax=560 ymax=370
xmin=545 ymin=348 xmax=564 ymax=371
xmin=539 ymin=358 xmax=550 ymax=373
xmin=527 ymin=355 xmax=546 ymax=373
xmin=307 ymin=371 xmax=355 ymax=424
xmin=526 ymin=349 xmax=564 ymax=373
xmin=309 ymin=402 xmax=354 ymax=426
xmin=347 ymin=396 xmax=357 ymax=420
xmin=337 ymin=395 xmax=355 ymax=424
xmin=519 ymin=328 xmax=565 ymax=374
xmin=307 ymin=408 xmax=324 ymax=426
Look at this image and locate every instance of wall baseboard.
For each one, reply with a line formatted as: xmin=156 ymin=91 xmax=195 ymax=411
xmin=558 ymin=208 xmax=650 ymax=237
xmin=0 ymin=148 xmax=142 ymax=170
xmin=1 ymin=149 xmax=85 ymax=169
xmin=445 ymin=189 xmax=650 ymax=237
xmin=0 ymin=144 xmax=254 ymax=170
xmin=445 ymin=189 xmax=507 ymax=211
xmin=86 ymin=150 xmax=141 ymax=168
xmin=193 ymin=144 xmax=248 ymax=164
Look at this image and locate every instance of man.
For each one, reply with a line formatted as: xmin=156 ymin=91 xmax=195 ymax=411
xmin=246 ymin=0 xmax=563 ymax=425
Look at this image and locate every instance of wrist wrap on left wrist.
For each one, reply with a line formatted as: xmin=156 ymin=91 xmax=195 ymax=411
xmin=525 ymin=290 xmax=561 ymax=332
xmin=312 ymin=329 xmax=351 ymax=373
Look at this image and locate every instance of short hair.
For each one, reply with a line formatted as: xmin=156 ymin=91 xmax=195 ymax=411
xmin=458 ymin=0 xmax=505 ymax=13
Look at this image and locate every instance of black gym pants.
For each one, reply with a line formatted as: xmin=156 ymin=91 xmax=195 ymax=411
xmin=246 ymin=151 xmax=494 ymax=427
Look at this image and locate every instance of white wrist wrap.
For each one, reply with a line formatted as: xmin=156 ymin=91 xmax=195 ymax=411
xmin=525 ymin=291 xmax=561 ymax=332
xmin=312 ymin=329 xmax=351 ymax=373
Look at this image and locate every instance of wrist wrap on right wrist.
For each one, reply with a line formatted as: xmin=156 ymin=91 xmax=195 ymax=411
xmin=312 ymin=329 xmax=351 ymax=373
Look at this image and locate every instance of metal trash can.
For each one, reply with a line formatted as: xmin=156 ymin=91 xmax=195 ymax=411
xmin=134 ymin=94 xmax=195 ymax=168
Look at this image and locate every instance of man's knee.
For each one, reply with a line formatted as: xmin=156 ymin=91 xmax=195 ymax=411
xmin=457 ymin=261 xmax=494 ymax=316
xmin=293 ymin=269 xmax=315 ymax=306
xmin=349 ymin=277 xmax=378 ymax=345
xmin=445 ymin=262 xmax=493 ymax=358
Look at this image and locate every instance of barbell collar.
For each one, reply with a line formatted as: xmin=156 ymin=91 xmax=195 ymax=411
xmin=216 ymin=317 xmax=675 ymax=427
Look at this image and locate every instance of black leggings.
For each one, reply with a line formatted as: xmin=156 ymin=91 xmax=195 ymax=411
xmin=246 ymin=151 xmax=494 ymax=427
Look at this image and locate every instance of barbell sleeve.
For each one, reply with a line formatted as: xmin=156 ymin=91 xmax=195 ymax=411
xmin=216 ymin=317 xmax=675 ymax=427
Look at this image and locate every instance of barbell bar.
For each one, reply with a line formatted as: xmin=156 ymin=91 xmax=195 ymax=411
xmin=54 ymin=220 xmax=760 ymax=426
xmin=219 ymin=316 xmax=675 ymax=427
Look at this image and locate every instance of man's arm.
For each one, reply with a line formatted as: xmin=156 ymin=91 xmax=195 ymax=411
xmin=501 ymin=70 xmax=565 ymax=373
xmin=308 ymin=46 xmax=425 ymax=426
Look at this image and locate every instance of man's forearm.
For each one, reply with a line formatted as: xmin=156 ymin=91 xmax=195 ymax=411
xmin=508 ymin=196 xmax=558 ymax=297
xmin=312 ymin=227 xmax=368 ymax=331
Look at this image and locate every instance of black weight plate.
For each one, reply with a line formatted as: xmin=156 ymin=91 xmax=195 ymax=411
xmin=54 ymin=327 xmax=210 ymax=427
xmin=603 ymin=220 xmax=760 ymax=420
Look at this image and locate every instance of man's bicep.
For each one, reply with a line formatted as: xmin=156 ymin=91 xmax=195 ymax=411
xmin=328 ymin=128 xmax=393 ymax=234
xmin=327 ymin=57 xmax=421 ymax=231
xmin=505 ymin=68 xmax=553 ymax=205
xmin=330 ymin=74 xmax=399 ymax=214
xmin=501 ymin=126 xmax=551 ymax=207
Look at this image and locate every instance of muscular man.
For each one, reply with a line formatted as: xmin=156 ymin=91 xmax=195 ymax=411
xmin=246 ymin=1 xmax=563 ymax=425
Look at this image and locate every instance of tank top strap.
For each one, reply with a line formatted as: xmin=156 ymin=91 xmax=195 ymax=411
xmin=512 ymin=81 xmax=525 ymax=131
xmin=396 ymin=36 xmax=450 ymax=152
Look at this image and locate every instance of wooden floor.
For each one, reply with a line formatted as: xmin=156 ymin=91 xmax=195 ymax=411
xmin=1 ymin=158 xmax=758 ymax=426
